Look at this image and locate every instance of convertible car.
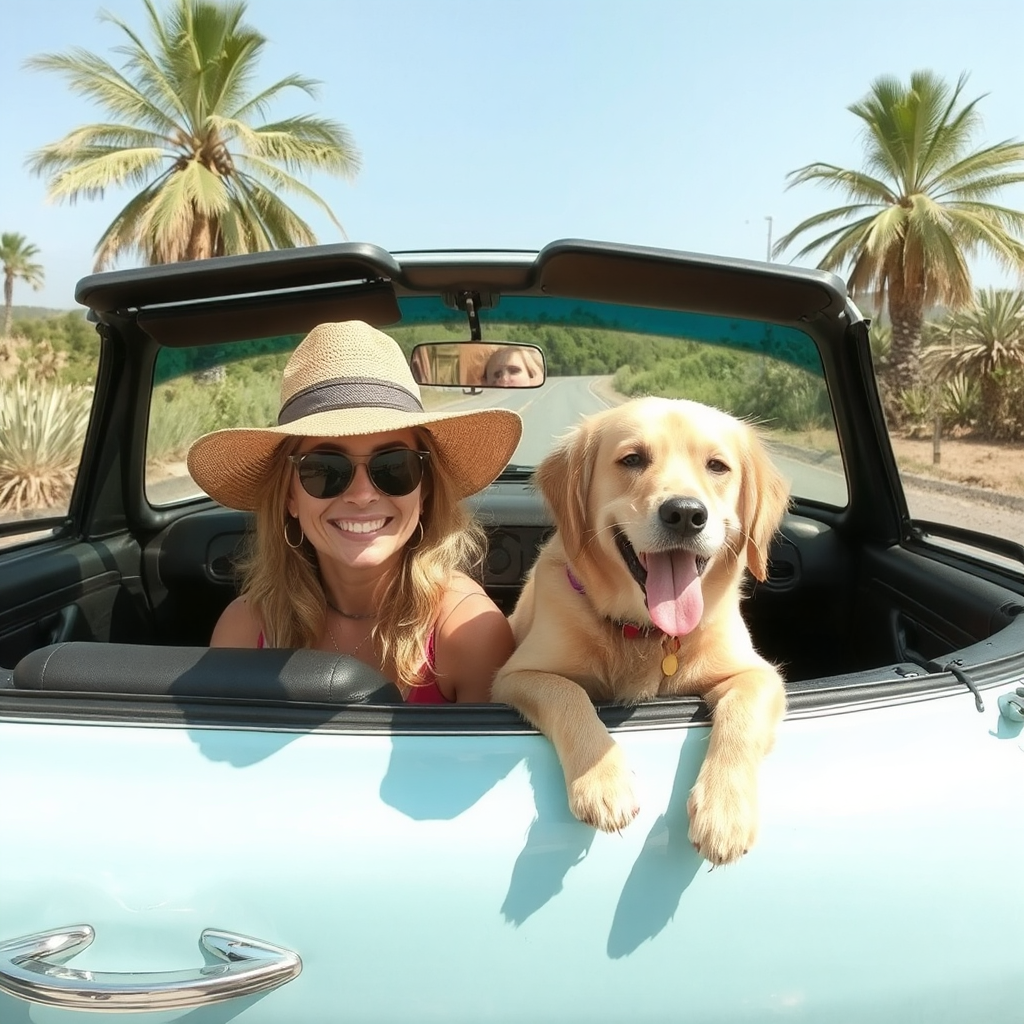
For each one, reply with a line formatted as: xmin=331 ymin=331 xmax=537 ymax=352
xmin=1 ymin=240 xmax=1022 ymax=1022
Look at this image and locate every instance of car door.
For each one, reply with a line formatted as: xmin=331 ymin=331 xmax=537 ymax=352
xmin=0 ymin=324 xmax=155 ymax=667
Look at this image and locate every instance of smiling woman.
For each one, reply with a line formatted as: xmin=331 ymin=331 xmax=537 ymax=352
xmin=185 ymin=319 xmax=522 ymax=703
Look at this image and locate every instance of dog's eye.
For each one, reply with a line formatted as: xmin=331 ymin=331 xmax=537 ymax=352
xmin=707 ymin=458 xmax=730 ymax=475
xmin=619 ymin=452 xmax=647 ymax=469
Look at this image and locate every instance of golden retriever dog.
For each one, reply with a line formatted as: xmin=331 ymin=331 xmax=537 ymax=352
xmin=492 ymin=396 xmax=790 ymax=865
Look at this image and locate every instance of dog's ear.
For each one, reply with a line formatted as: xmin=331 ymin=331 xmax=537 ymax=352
xmin=535 ymin=420 xmax=597 ymax=561
xmin=739 ymin=428 xmax=790 ymax=582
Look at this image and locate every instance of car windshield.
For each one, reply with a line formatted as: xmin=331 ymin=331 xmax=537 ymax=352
xmin=146 ymin=296 xmax=845 ymax=508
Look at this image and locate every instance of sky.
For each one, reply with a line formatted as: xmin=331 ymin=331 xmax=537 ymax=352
xmin=2 ymin=0 xmax=1023 ymax=310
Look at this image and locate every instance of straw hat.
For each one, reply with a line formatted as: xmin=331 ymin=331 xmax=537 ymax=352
xmin=187 ymin=321 xmax=523 ymax=510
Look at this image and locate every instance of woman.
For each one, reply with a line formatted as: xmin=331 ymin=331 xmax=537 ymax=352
xmin=186 ymin=320 xmax=523 ymax=703
xmin=483 ymin=345 xmax=544 ymax=387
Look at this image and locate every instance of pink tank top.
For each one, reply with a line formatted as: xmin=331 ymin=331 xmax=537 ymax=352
xmin=405 ymin=630 xmax=452 ymax=704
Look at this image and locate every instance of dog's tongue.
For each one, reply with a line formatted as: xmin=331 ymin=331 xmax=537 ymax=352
xmin=644 ymin=550 xmax=703 ymax=637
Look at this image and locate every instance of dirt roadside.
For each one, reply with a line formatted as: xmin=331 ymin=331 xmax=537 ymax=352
xmin=888 ymin=434 xmax=1024 ymax=500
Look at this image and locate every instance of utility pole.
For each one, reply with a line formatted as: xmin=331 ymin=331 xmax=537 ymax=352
xmin=765 ymin=216 xmax=773 ymax=262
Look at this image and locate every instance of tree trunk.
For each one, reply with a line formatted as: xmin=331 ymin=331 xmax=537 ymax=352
xmin=979 ymin=371 xmax=1003 ymax=439
xmin=886 ymin=293 xmax=923 ymax=395
xmin=184 ymin=207 xmax=214 ymax=262
xmin=3 ymin=273 xmax=13 ymax=337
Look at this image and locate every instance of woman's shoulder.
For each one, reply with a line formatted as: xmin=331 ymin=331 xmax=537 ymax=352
xmin=436 ymin=574 xmax=493 ymax=622
xmin=447 ymin=571 xmax=489 ymax=597
xmin=432 ymin=574 xmax=515 ymax=702
xmin=435 ymin=575 xmax=510 ymax=642
xmin=210 ymin=595 xmax=264 ymax=647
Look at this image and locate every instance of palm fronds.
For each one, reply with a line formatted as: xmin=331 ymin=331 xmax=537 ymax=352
xmin=776 ymin=71 xmax=1024 ymax=394
xmin=25 ymin=0 xmax=361 ymax=269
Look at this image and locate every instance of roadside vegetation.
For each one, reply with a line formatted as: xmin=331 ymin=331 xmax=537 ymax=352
xmin=0 ymin=311 xmax=99 ymax=514
xmin=148 ymin=347 xmax=288 ymax=465
xmin=0 ymin=377 xmax=92 ymax=513
xmin=774 ymin=69 xmax=1024 ymax=494
xmin=870 ymin=287 xmax=1024 ymax=443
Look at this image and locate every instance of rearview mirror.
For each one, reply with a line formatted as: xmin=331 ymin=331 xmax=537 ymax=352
xmin=410 ymin=342 xmax=546 ymax=388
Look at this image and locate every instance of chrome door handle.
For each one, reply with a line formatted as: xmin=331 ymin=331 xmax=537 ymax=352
xmin=0 ymin=925 xmax=302 ymax=1011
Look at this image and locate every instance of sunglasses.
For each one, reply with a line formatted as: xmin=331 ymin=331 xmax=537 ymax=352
xmin=288 ymin=448 xmax=430 ymax=499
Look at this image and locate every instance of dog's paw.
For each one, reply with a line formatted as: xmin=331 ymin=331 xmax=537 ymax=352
xmin=566 ymin=744 xmax=639 ymax=833
xmin=686 ymin=772 xmax=758 ymax=866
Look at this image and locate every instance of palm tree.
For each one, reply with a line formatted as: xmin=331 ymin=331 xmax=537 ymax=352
xmin=25 ymin=0 xmax=360 ymax=269
xmin=925 ymin=288 xmax=1024 ymax=437
xmin=1 ymin=233 xmax=45 ymax=338
xmin=774 ymin=71 xmax=1024 ymax=399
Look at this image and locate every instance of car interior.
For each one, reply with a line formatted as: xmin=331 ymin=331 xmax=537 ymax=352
xmin=2 ymin=241 xmax=1022 ymax=721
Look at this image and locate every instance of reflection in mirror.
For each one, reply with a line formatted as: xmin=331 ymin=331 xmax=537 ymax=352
xmin=410 ymin=342 xmax=546 ymax=388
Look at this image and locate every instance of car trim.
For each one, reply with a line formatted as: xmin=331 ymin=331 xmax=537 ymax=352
xmin=3 ymin=659 xmax=1021 ymax=733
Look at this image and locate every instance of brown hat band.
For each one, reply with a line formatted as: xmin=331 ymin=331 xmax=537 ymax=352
xmin=278 ymin=377 xmax=424 ymax=425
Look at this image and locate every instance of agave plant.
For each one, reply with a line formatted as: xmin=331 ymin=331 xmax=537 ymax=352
xmin=896 ymin=385 xmax=935 ymax=437
xmin=0 ymin=379 xmax=92 ymax=513
xmin=868 ymin=320 xmax=891 ymax=369
xmin=925 ymin=288 xmax=1024 ymax=437
xmin=939 ymin=373 xmax=980 ymax=429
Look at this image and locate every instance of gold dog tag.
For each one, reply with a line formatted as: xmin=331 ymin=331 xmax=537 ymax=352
xmin=661 ymin=636 xmax=681 ymax=676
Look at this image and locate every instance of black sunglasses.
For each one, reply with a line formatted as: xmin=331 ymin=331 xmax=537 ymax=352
xmin=288 ymin=448 xmax=430 ymax=499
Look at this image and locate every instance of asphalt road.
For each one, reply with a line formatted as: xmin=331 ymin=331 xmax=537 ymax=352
xmin=903 ymin=482 xmax=1023 ymax=549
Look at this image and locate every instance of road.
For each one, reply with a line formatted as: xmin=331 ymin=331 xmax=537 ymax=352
xmin=465 ymin=375 xmax=620 ymax=465
xmin=454 ymin=377 xmax=1024 ymax=562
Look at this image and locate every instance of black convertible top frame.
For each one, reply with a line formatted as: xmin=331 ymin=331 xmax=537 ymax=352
xmin=77 ymin=239 xmax=851 ymax=339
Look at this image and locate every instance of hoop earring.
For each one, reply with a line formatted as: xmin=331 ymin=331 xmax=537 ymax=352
xmin=406 ymin=520 xmax=425 ymax=551
xmin=284 ymin=517 xmax=305 ymax=549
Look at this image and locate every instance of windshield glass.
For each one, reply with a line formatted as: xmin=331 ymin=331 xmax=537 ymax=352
xmin=146 ymin=297 xmax=845 ymax=508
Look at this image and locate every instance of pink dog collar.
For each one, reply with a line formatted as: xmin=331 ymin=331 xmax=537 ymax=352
xmin=565 ymin=564 xmax=655 ymax=640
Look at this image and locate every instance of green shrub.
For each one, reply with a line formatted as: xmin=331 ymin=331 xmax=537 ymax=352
xmin=613 ymin=352 xmax=831 ymax=432
xmin=984 ymin=367 xmax=1024 ymax=441
xmin=147 ymin=370 xmax=280 ymax=464
xmin=11 ymin=312 xmax=100 ymax=386
xmin=896 ymin=386 xmax=936 ymax=438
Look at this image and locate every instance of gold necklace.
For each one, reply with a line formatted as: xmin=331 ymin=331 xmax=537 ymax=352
xmin=326 ymin=612 xmax=374 ymax=658
xmin=325 ymin=598 xmax=375 ymax=621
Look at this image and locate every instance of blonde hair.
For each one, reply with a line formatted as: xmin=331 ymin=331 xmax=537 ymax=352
xmin=234 ymin=434 xmax=487 ymax=689
xmin=484 ymin=345 xmax=543 ymax=384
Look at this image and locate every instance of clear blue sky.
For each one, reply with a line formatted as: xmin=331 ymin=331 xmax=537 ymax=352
xmin=3 ymin=0 xmax=1023 ymax=309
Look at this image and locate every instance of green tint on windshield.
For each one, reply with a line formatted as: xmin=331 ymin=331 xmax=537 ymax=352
xmin=393 ymin=296 xmax=824 ymax=374
xmin=153 ymin=335 xmax=303 ymax=386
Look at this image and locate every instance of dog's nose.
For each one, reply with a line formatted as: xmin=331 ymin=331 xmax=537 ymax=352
xmin=659 ymin=497 xmax=707 ymax=537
